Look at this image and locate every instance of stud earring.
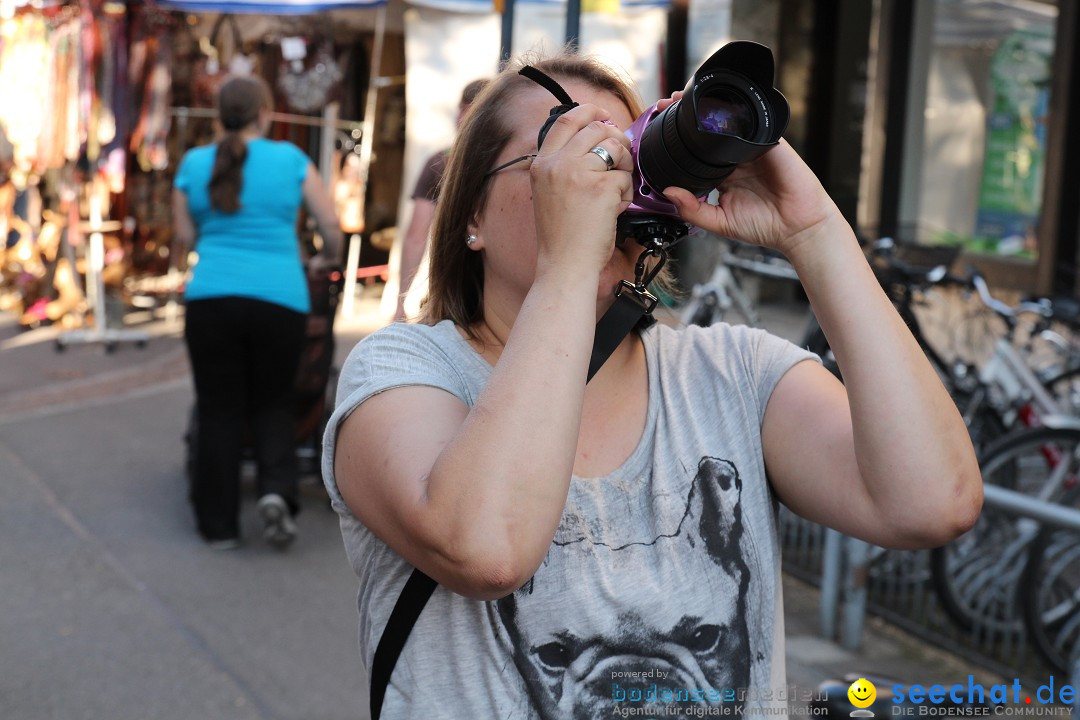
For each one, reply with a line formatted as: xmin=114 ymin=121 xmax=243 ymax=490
xmin=466 ymin=234 xmax=478 ymax=248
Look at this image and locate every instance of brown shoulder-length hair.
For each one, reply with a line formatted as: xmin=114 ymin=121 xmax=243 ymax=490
xmin=209 ymin=75 xmax=273 ymax=213
xmin=419 ymin=52 xmax=677 ymax=336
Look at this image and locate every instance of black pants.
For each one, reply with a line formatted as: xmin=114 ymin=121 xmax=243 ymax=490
xmin=184 ymin=297 xmax=307 ymax=541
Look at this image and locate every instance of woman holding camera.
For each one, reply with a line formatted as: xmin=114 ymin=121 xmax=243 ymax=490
xmin=322 ymin=53 xmax=981 ymax=717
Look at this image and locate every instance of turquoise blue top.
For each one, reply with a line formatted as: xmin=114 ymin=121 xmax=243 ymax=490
xmin=175 ymin=138 xmax=311 ymax=313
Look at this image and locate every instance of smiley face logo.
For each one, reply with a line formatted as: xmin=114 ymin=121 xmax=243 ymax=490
xmin=848 ymin=677 xmax=877 ymax=709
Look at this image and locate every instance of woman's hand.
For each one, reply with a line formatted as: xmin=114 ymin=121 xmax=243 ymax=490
xmin=528 ymin=104 xmax=634 ymax=275
xmin=662 ymin=138 xmax=841 ymax=258
xmin=654 ymin=90 xmax=683 ymax=114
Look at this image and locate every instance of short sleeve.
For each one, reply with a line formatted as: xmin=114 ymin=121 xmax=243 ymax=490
xmin=287 ymin=142 xmax=310 ymax=184
xmin=173 ymin=151 xmax=193 ymax=193
xmin=664 ymin=323 xmax=820 ymax=425
xmin=410 ymin=151 xmax=447 ymax=202
xmin=320 ymin=323 xmax=472 ymax=509
xmin=741 ymin=326 xmax=821 ymax=415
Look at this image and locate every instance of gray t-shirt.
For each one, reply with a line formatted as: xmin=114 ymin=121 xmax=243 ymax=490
xmin=322 ymin=319 xmax=817 ymax=719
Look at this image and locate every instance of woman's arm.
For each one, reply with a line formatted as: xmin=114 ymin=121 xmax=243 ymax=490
xmin=301 ymin=164 xmax=343 ymax=265
xmin=335 ymin=263 xmax=602 ymax=599
xmin=171 ymin=189 xmax=196 ymax=264
xmin=664 ymin=141 xmax=981 ymax=550
xmin=334 ymin=104 xmax=634 ymax=600
xmin=762 ymin=225 xmax=981 ymax=549
xmin=395 ymin=196 xmax=436 ymax=320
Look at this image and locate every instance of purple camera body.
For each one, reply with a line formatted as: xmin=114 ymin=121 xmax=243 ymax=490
xmin=624 ymin=102 xmax=708 ymax=221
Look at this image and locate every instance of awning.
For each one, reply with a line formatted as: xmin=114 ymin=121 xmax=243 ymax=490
xmin=407 ymin=0 xmax=668 ymax=9
xmin=156 ymin=0 xmax=386 ymax=13
xmin=159 ymin=0 xmax=670 ymax=12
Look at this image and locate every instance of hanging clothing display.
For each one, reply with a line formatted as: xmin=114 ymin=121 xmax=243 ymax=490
xmin=0 ymin=3 xmax=139 ymax=182
xmin=128 ymin=24 xmax=174 ymax=171
xmin=0 ymin=2 xmax=158 ymax=330
xmin=0 ymin=12 xmax=54 ymax=177
xmin=276 ymin=18 xmax=344 ymax=113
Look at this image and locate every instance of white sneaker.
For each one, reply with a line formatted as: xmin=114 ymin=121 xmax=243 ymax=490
xmin=206 ymin=537 xmax=241 ymax=551
xmin=256 ymin=494 xmax=297 ymax=549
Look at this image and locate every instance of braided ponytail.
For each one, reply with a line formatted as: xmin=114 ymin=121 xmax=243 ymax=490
xmin=208 ymin=76 xmax=273 ymax=213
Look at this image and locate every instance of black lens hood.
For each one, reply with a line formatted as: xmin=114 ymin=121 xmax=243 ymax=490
xmin=684 ymin=41 xmax=789 ymax=154
xmin=694 ymin=41 xmax=789 ymax=143
xmin=634 ymin=40 xmax=789 ymax=197
xmin=693 ymin=41 xmax=778 ymax=95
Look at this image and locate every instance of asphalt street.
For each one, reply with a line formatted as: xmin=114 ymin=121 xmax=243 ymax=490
xmin=0 ymin=309 xmax=379 ymax=720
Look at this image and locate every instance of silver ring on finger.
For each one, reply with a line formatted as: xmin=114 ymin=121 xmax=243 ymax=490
xmin=589 ymin=145 xmax=615 ymax=171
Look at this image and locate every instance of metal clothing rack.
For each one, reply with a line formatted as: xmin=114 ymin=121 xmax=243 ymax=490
xmin=170 ymin=105 xmax=366 ymax=132
xmin=55 ymin=203 xmax=151 ymax=353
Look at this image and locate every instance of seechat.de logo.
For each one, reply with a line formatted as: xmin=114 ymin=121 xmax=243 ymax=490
xmin=891 ymin=675 xmax=1077 ymax=714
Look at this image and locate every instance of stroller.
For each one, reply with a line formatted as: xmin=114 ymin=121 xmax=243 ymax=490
xmin=183 ymin=266 xmax=344 ymax=492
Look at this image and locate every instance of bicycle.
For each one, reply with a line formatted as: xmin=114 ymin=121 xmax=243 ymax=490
xmin=799 ymin=239 xmax=1020 ymax=446
xmin=930 ymin=424 xmax=1080 ymax=637
xmin=678 ymin=236 xmax=800 ymax=329
xmin=1021 ymin=486 xmax=1080 ymax=675
xmin=794 ymin=241 xmax=1080 ymax=623
xmin=804 ymin=238 xmax=1080 ymax=449
xmin=915 ymin=273 xmax=1080 ymax=636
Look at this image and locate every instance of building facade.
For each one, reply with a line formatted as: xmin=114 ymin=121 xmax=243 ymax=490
xmin=756 ymin=0 xmax=1077 ymax=295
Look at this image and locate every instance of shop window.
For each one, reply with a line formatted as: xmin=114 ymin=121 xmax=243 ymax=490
xmin=910 ymin=0 xmax=1057 ymax=258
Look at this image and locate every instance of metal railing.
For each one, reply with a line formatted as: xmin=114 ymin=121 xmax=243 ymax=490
xmin=783 ymin=487 xmax=1080 ymax=710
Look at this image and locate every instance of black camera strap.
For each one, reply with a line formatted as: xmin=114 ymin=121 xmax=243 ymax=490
xmin=517 ymin=65 xmax=579 ymax=151
xmin=588 ymin=241 xmax=665 ymax=377
xmin=368 ymin=242 xmax=666 ymax=719
xmin=369 ymin=568 xmax=436 ymax=718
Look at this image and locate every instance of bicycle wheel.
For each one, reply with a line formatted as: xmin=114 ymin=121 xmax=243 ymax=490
xmin=950 ymin=381 xmax=1009 ymax=452
xmin=1041 ymin=364 xmax=1080 ymax=417
xmin=930 ymin=426 xmax=1080 ymax=633
xmin=1021 ymin=488 xmax=1080 ymax=675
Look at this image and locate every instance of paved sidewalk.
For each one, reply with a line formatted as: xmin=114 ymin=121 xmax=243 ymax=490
xmin=0 ymin=313 xmax=188 ymax=419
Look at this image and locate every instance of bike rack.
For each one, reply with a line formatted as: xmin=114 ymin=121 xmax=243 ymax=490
xmin=821 ymin=487 xmax=1080 ymax=707
xmin=981 ymin=484 xmax=1080 ymax=532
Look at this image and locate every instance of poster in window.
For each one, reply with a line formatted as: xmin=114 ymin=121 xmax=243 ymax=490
xmin=973 ymin=27 xmax=1052 ymax=257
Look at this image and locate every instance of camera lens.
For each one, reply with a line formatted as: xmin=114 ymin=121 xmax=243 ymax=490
xmin=696 ymin=89 xmax=757 ymax=138
xmin=632 ymin=41 xmax=788 ymax=199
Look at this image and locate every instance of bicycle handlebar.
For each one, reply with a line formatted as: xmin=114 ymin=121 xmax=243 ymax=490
xmin=870 ymin=247 xmax=966 ymax=289
xmin=718 ymin=238 xmax=800 ymax=282
xmin=866 ymin=240 xmax=1055 ymax=325
xmin=970 ymin=273 xmax=1052 ymax=320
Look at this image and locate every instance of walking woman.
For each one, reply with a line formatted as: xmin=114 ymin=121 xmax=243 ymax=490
xmin=173 ymin=75 xmax=341 ymax=550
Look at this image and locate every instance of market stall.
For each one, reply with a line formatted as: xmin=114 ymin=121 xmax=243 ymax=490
xmin=0 ymin=0 xmax=157 ymax=342
xmin=0 ymin=0 xmax=395 ymax=344
xmin=0 ymin=0 xmax=673 ymax=335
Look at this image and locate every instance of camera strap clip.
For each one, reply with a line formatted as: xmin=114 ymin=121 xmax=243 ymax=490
xmin=630 ymin=240 xmax=667 ymax=290
xmin=587 ymin=242 xmax=667 ymax=381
